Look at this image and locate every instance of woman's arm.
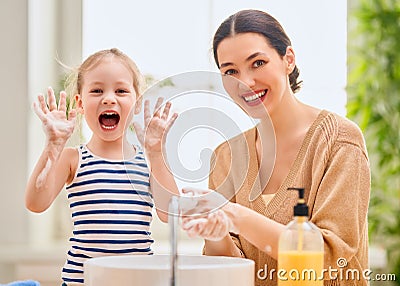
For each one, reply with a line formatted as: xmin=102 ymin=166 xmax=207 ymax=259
xmin=204 ymin=234 xmax=243 ymax=257
xmin=198 ymin=202 xmax=285 ymax=260
xmin=310 ymin=140 xmax=370 ymax=267
xmin=202 ymin=139 xmax=369 ymax=263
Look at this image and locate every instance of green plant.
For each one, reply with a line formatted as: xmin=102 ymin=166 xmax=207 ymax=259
xmin=347 ymin=0 xmax=400 ymax=283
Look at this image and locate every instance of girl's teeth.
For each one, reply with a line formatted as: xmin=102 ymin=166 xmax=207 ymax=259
xmin=244 ymin=90 xmax=266 ymax=102
xmin=102 ymin=125 xmax=117 ymax=130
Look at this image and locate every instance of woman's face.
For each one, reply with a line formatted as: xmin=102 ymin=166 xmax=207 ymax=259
xmin=217 ymin=32 xmax=295 ymax=118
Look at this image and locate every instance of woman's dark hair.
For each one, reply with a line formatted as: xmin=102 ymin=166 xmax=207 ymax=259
xmin=213 ymin=9 xmax=302 ymax=93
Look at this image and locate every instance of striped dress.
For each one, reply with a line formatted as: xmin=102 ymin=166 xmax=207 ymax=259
xmin=62 ymin=145 xmax=154 ymax=285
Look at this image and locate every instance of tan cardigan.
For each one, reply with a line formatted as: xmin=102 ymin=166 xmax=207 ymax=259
xmin=208 ymin=110 xmax=370 ymax=286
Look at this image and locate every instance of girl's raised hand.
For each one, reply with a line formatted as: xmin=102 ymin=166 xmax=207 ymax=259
xmin=133 ymin=97 xmax=178 ymax=154
xmin=33 ymin=87 xmax=76 ymax=147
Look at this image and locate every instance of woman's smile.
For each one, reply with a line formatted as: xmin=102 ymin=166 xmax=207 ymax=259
xmin=240 ymin=89 xmax=268 ymax=106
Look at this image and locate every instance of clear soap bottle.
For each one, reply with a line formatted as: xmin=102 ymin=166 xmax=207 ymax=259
xmin=278 ymin=187 xmax=324 ymax=285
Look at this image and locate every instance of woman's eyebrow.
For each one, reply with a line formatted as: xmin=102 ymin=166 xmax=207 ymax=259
xmin=246 ymin=52 xmax=266 ymax=62
xmin=220 ymin=62 xmax=233 ymax=68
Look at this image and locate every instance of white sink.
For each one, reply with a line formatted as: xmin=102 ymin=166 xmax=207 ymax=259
xmin=84 ymin=254 xmax=254 ymax=286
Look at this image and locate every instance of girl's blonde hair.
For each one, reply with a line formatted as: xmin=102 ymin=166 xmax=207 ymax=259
xmin=64 ymin=48 xmax=144 ymax=109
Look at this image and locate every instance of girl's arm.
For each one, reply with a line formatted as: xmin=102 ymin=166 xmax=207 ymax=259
xmin=133 ymin=98 xmax=179 ymax=222
xmin=25 ymin=147 xmax=76 ymax=212
xmin=25 ymin=87 xmax=76 ymax=212
xmin=147 ymin=152 xmax=179 ymax=222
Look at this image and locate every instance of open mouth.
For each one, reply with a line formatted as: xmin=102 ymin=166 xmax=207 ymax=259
xmin=99 ymin=111 xmax=120 ymax=130
xmin=242 ymin=89 xmax=267 ymax=104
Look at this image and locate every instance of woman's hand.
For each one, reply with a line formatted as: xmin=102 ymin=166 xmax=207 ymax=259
xmin=180 ymin=188 xmax=238 ymax=241
xmin=182 ymin=209 xmax=236 ymax=241
xmin=133 ymin=97 xmax=178 ymax=155
xmin=33 ymin=87 xmax=76 ymax=157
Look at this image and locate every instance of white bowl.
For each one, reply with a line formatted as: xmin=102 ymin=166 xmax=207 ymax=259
xmin=84 ymin=254 xmax=254 ymax=286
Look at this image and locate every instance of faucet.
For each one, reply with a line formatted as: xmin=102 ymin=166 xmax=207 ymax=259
xmin=167 ymin=193 xmax=219 ymax=286
xmin=169 ymin=196 xmax=179 ymax=286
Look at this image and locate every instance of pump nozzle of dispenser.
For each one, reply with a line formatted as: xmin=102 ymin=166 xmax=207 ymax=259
xmin=288 ymin=187 xmax=304 ymax=198
xmin=287 ymin=187 xmax=309 ymax=217
xmin=287 ymin=187 xmax=308 ymax=251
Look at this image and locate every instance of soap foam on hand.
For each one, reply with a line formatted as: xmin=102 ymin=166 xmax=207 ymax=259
xmin=35 ymin=158 xmax=52 ymax=188
xmin=181 ymin=209 xmax=234 ymax=241
xmin=179 ymin=188 xmax=234 ymax=241
xmin=179 ymin=187 xmax=229 ymax=216
xmin=178 ymin=192 xmax=199 ymax=213
xmin=181 ymin=217 xmax=209 ymax=238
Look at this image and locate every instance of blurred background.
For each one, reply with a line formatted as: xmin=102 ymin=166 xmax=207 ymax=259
xmin=0 ymin=0 xmax=398 ymax=285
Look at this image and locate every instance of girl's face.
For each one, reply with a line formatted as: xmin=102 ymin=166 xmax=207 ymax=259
xmin=76 ymin=57 xmax=137 ymax=142
xmin=217 ymin=32 xmax=295 ymax=118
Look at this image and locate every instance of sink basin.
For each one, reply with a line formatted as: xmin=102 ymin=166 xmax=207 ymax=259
xmin=84 ymin=254 xmax=254 ymax=286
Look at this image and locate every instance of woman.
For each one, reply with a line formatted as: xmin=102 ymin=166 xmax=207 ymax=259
xmin=182 ymin=9 xmax=370 ymax=286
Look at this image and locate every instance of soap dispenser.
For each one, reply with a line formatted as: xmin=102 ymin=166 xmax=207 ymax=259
xmin=278 ymin=187 xmax=324 ymax=285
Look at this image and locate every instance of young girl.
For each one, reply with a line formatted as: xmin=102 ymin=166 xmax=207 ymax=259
xmin=25 ymin=48 xmax=178 ymax=285
xmin=182 ymin=10 xmax=370 ymax=286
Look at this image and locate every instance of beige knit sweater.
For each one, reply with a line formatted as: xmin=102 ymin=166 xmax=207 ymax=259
xmin=207 ymin=110 xmax=370 ymax=286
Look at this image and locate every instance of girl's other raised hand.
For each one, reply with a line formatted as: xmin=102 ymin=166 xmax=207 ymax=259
xmin=133 ymin=97 xmax=178 ymax=154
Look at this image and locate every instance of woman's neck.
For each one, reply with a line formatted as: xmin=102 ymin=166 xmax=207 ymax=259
xmin=259 ymin=93 xmax=319 ymax=143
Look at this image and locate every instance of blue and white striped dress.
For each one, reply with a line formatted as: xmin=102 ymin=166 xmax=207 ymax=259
xmin=62 ymin=145 xmax=154 ymax=285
